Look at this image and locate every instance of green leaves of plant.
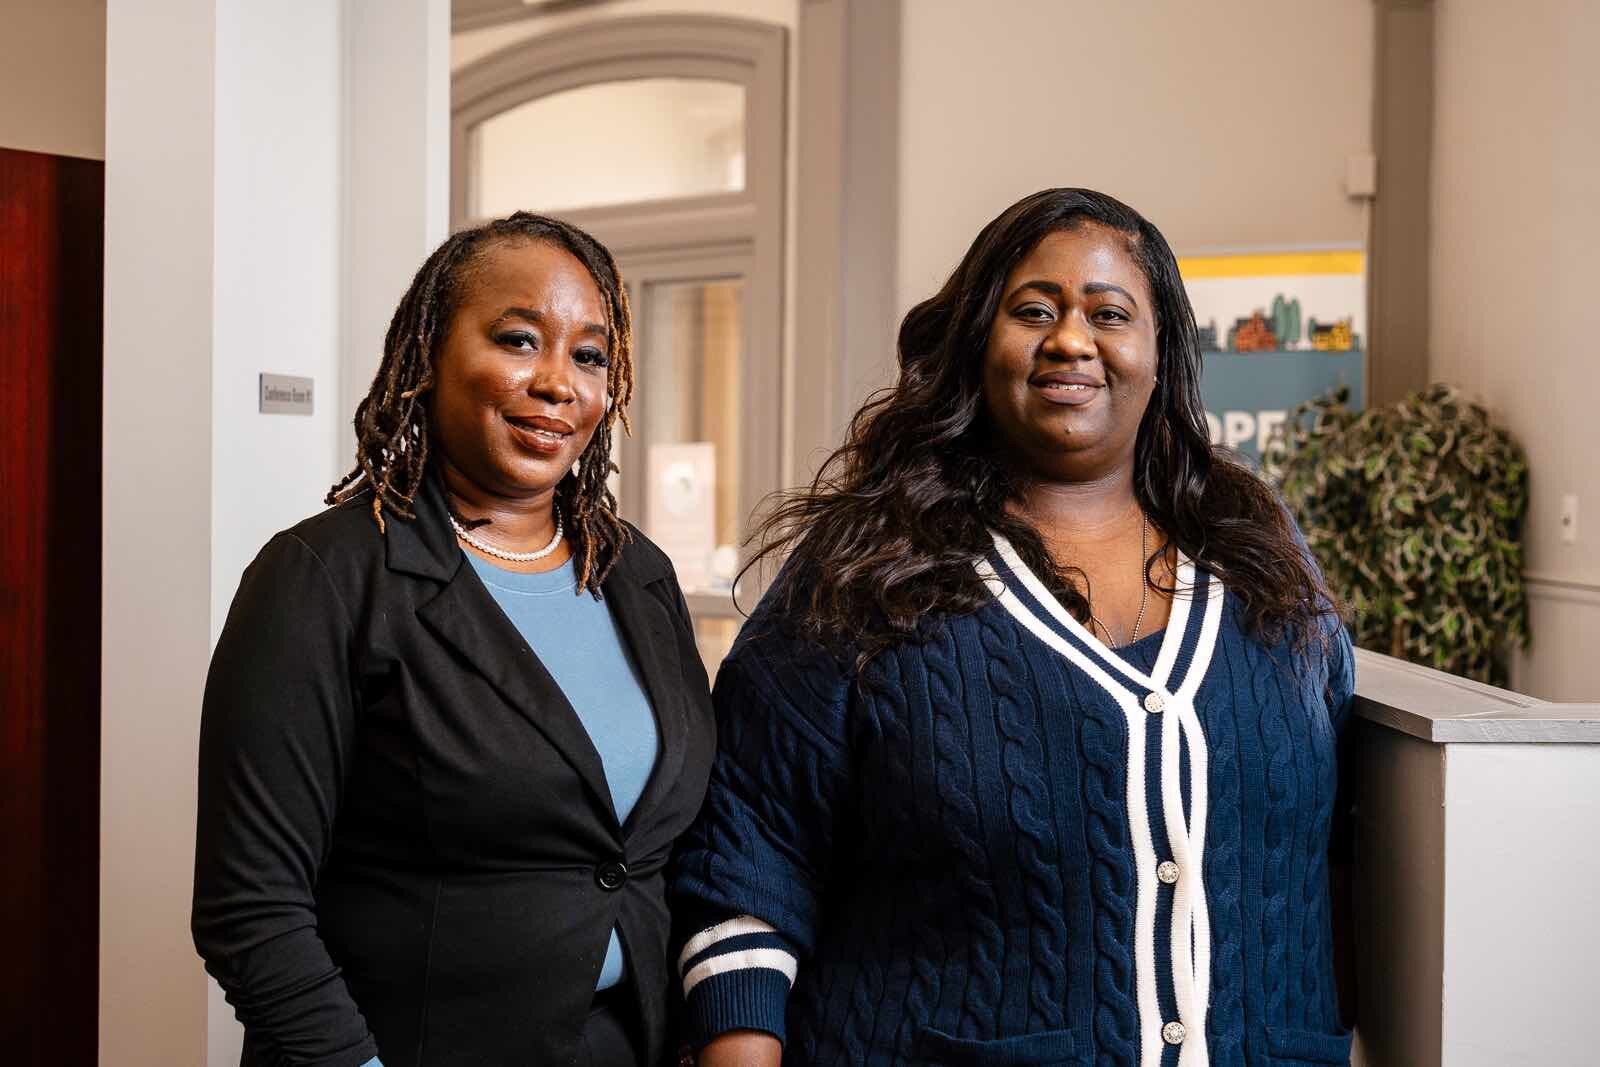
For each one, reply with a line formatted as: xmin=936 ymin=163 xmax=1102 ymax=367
xmin=1261 ymin=383 xmax=1529 ymax=685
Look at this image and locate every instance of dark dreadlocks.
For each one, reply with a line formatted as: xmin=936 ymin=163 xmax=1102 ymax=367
xmin=327 ymin=212 xmax=635 ymax=596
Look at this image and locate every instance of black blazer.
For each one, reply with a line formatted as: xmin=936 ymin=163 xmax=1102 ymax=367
xmin=192 ymin=472 xmax=715 ymax=1067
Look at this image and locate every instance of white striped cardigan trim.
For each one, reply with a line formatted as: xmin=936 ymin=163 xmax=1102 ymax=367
xmin=679 ymin=915 xmax=798 ymax=997
xmin=981 ymin=533 xmax=1225 ymax=1067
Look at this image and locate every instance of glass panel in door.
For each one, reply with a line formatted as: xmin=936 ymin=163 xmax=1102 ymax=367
xmin=474 ymin=78 xmax=746 ymax=217
xmin=630 ymin=277 xmax=745 ymax=669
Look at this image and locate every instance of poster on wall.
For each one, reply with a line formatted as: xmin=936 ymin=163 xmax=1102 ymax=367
xmin=646 ymin=442 xmax=717 ymax=592
xmin=1180 ymin=249 xmax=1367 ymax=463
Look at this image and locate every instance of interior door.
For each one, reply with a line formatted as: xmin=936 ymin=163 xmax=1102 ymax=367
xmin=0 ymin=145 xmax=104 ymax=1062
xmin=623 ymin=273 xmax=747 ymax=670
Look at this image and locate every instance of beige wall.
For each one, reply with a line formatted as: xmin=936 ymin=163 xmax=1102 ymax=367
xmin=1429 ymin=0 xmax=1600 ymax=700
xmin=896 ymin=0 xmax=1374 ymax=313
xmin=0 ymin=0 xmax=106 ymax=159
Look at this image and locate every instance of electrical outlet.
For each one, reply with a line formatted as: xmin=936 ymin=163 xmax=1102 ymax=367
xmin=1561 ymin=493 xmax=1579 ymax=544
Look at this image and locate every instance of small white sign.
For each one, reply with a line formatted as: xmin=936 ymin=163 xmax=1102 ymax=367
xmin=646 ymin=442 xmax=716 ymax=592
xmin=259 ymin=374 xmax=314 ymax=415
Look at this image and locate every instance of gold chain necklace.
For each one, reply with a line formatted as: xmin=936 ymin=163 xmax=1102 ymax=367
xmin=1088 ymin=513 xmax=1150 ymax=649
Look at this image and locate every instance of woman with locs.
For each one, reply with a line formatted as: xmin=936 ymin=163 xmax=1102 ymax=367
xmin=193 ymin=213 xmax=715 ymax=1066
xmin=671 ymin=188 xmax=1355 ymax=1066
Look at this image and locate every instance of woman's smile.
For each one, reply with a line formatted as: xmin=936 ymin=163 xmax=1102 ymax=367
xmin=1029 ymin=368 xmax=1106 ymax=406
xmin=503 ymin=411 xmax=576 ymax=454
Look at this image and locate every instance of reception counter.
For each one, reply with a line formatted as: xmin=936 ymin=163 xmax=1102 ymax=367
xmin=1350 ymin=650 xmax=1600 ymax=1065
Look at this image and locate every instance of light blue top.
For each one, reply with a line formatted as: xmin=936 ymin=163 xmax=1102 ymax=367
xmin=466 ymin=552 xmax=661 ymax=991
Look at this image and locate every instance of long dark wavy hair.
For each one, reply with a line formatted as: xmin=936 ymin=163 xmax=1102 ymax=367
xmin=327 ymin=212 xmax=634 ymax=596
xmin=749 ymin=187 xmax=1333 ymax=659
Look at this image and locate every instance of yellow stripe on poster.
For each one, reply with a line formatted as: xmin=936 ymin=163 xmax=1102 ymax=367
xmin=1177 ymin=250 xmax=1364 ymax=278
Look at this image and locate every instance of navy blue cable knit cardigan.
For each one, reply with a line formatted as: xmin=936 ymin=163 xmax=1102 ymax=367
xmin=670 ymin=533 xmax=1355 ymax=1066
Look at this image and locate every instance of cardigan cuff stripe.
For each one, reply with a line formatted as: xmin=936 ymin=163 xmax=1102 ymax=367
xmin=684 ymin=947 xmax=798 ymax=996
xmin=679 ymin=914 xmax=783 ymax=967
xmin=681 ymin=931 xmax=791 ymax=977
xmin=684 ymin=965 xmax=795 ymax=1048
xmin=678 ymin=914 xmax=799 ymax=998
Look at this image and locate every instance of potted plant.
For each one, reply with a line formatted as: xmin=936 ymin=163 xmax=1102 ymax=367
xmin=1262 ymin=384 xmax=1529 ymax=685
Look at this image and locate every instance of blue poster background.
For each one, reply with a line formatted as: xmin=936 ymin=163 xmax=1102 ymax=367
xmin=1198 ymin=349 xmax=1365 ymax=463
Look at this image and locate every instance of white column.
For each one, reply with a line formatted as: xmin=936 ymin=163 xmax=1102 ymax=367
xmin=101 ymin=2 xmax=449 ymax=1063
xmin=102 ymin=1 xmax=216 ymax=1063
xmin=342 ymin=0 xmax=451 ymax=467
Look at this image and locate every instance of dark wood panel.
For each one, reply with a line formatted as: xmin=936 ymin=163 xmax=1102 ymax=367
xmin=0 ymin=145 xmax=104 ymax=1064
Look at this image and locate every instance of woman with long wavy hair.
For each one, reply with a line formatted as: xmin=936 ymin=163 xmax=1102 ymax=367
xmin=671 ymin=188 xmax=1355 ymax=1066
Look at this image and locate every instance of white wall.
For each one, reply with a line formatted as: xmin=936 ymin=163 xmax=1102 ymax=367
xmin=896 ymin=0 xmax=1374 ymax=314
xmin=211 ymin=0 xmax=346 ymax=639
xmin=208 ymin=9 xmax=352 ymax=1059
xmin=1429 ymin=0 xmax=1600 ymax=701
xmin=343 ymin=0 xmax=452 ymax=463
xmin=102 ymin=4 xmax=216 ymax=1061
xmin=102 ymin=2 xmax=449 ymax=1063
xmin=0 ymin=0 xmax=105 ymax=159
xmin=1441 ymin=742 xmax=1600 ymax=1062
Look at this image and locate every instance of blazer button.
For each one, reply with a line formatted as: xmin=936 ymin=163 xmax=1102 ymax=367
xmin=596 ymin=860 xmax=629 ymax=891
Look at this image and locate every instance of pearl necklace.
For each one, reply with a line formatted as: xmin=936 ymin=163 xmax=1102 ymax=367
xmin=449 ymin=512 xmax=564 ymax=563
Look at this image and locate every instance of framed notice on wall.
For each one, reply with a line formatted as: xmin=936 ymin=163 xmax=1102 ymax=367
xmin=1179 ymin=248 xmax=1367 ymax=463
xmin=645 ymin=442 xmax=717 ymax=593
